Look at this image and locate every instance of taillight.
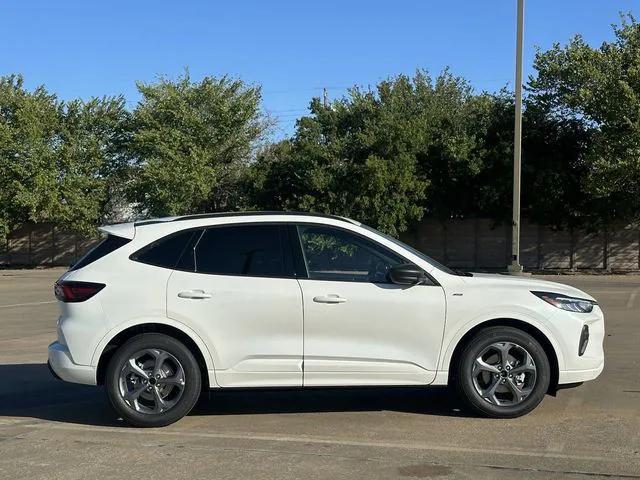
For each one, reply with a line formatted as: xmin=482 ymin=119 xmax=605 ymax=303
xmin=54 ymin=281 xmax=105 ymax=303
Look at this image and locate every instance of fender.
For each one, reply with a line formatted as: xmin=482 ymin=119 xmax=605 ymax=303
xmin=437 ymin=309 xmax=567 ymax=377
xmin=90 ymin=316 xmax=218 ymax=386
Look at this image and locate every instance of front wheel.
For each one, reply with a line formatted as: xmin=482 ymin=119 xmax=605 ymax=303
xmin=455 ymin=326 xmax=550 ymax=418
xmin=106 ymin=333 xmax=202 ymax=427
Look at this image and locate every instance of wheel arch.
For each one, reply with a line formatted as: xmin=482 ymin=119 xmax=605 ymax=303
xmin=95 ymin=322 xmax=214 ymax=389
xmin=446 ymin=318 xmax=560 ymax=394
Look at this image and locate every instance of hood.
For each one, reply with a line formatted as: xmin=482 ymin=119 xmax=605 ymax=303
xmin=462 ymin=273 xmax=596 ymax=302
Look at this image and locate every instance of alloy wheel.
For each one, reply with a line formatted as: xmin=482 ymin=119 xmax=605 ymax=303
xmin=118 ymin=348 xmax=186 ymax=414
xmin=471 ymin=341 xmax=537 ymax=406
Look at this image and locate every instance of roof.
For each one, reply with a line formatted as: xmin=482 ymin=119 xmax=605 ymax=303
xmin=133 ymin=211 xmax=360 ymax=227
xmin=99 ymin=211 xmax=360 ymax=239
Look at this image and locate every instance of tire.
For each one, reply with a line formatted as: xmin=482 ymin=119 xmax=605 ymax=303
xmin=106 ymin=333 xmax=202 ymax=427
xmin=455 ymin=326 xmax=550 ymax=418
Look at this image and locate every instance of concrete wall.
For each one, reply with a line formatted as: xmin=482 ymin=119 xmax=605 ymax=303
xmin=2 ymin=220 xmax=639 ymax=271
xmin=0 ymin=223 xmax=100 ymax=267
xmin=404 ymin=218 xmax=640 ymax=272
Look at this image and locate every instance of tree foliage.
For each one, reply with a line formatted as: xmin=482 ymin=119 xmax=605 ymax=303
xmin=529 ymin=14 xmax=640 ymax=226
xmin=0 ymin=75 xmax=129 ymax=240
xmin=3 ymin=14 xmax=640 ymax=241
xmin=251 ymin=71 xmax=494 ymax=235
xmin=127 ymin=72 xmax=269 ymax=217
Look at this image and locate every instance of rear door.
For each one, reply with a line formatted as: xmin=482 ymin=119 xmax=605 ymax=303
xmin=293 ymin=223 xmax=446 ymax=386
xmin=166 ymin=223 xmax=303 ymax=387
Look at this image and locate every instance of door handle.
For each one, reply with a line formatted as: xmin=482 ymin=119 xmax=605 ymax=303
xmin=178 ymin=290 xmax=213 ymax=300
xmin=313 ymin=294 xmax=347 ymax=304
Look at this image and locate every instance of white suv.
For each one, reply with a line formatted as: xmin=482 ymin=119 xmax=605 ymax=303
xmin=48 ymin=212 xmax=604 ymax=427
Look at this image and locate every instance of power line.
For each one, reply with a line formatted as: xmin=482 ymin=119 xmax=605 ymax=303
xmin=262 ymin=85 xmax=350 ymax=95
xmin=272 ymin=113 xmax=309 ymax=118
xmin=266 ymin=108 xmax=310 ymax=113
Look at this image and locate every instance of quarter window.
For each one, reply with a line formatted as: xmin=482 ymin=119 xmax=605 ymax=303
xmin=296 ymin=225 xmax=403 ymax=283
xmin=194 ymin=224 xmax=288 ymax=277
xmin=132 ymin=229 xmax=201 ymax=270
xmin=71 ymin=235 xmax=131 ymax=271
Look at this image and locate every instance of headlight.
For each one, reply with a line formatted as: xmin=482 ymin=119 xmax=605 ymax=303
xmin=531 ymin=291 xmax=596 ymax=313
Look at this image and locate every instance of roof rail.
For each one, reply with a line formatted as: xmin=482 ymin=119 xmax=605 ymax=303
xmin=134 ymin=211 xmax=359 ymax=227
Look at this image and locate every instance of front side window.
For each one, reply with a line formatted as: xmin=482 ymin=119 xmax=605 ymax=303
xmin=194 ymin=224 xmax=288 ymax=277
xmin=296 ymin=225 xmax=403 ymax=283
xmin=359 ymin=223 xmax=457 ymax=275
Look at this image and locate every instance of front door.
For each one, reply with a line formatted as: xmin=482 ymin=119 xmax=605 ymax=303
xmin=167 ymin=223 xmax=303 ymax=387
xmin=293 ymin=224 xmax=446 ymax=386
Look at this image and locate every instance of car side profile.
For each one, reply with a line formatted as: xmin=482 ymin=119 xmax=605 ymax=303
xmin=48 ymin=212 xmax=605 ymax=427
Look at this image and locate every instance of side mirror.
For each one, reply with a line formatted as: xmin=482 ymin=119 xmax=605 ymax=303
xmin=388 ymin=263 xmax=428 ymax=286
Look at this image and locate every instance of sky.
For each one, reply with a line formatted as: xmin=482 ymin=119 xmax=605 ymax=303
xmin=1 ymin=0 xmax=636 ymax=138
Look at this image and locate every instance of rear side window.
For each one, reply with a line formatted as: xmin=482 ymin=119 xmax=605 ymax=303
xmin=70 ymin=235 xmax=131 ymax=271
xmin=194 ymin=224 xmax=288 ymax=277
xmin=131 ymin=229 xmax=201 ymax=269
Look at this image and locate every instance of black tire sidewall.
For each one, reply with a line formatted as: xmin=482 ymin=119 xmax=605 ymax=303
xmin=456 ymin=327 xmax=551 ymax=418
xmin=106 ymin=333 xmax=202 ymax=427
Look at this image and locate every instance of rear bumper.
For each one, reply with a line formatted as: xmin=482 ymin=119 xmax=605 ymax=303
xmin=47 ymin=342 xmax=96 ymax=385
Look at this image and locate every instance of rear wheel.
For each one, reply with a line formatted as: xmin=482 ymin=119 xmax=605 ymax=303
xmin=455 ymin=326 xmax=550 ymax=418
xmin=106 ymin=333 xmax=202 ymax=427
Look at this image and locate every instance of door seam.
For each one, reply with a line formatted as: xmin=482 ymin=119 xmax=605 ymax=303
xmin=296 ymin=278 xmax=305 ymax=386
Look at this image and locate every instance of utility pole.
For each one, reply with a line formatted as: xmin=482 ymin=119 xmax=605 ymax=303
xmin=508 ymin=0 xmax=525 ymax=274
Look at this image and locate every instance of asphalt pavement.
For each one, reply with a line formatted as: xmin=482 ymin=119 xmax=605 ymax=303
xmin=0 ymin=269 xmax=638 ymax=479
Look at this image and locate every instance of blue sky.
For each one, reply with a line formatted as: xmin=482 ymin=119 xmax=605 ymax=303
xmin=1 ymin=0 xmax=635 ymax=137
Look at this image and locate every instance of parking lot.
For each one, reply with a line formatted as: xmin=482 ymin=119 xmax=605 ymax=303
xmin=0 ymin=268 xmax=638 ymax=479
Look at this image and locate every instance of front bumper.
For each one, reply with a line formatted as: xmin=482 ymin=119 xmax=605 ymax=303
xmin=553 ymin=305 xmax=605 ymax=385
xmin=47 ymin=342 xmax=96 ymax=385
xmin=558 ymin=361 xmax=604 ymax=384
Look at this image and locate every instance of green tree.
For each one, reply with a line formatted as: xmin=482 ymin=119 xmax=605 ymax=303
xmin=409 ymin=72 xmax=493 ymax=220
xmin=128 ymin=72 xmax=269 ymax=217
xmin=0 ymin=75 xmax=128 ymax=240
xmin=252 ymin=70 xmax=596 ymax=233
xmin=521 ymin=99 xmax=594 ymax=228
xmin=529 ymin=14 xmax=640 ymax=226
xmin=58 ymin=96 xmax=132 ymax=229
xmin=464 ymin=91 xmax=593 ymax=229
xmin=0 ymin=75 xmax=60 ymax=239
xmin=252 ymin=70 xmax=496 ymax=235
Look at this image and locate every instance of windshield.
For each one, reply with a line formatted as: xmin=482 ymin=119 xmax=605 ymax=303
xmin=359 ymin=223 xmax=458 ymax=275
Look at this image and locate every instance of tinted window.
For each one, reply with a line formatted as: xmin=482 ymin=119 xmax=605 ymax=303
xmin=359 ymin=223 xmax=456 ymax=275
xmin=195 ymin=224 xmax=287 ymax=277
xmin=132 ymin=229 xmax=200 ymax=269
xmin=71 ymin=235 xmax=131 ymax=271
xmin=296 ymin=225 xmax=403 ymax=283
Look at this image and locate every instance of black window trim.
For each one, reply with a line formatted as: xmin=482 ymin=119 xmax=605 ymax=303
xmin=290 ymin=222 xmax=439 ymax=286
xmin=286 ymin=224 xmax=309 ymax=279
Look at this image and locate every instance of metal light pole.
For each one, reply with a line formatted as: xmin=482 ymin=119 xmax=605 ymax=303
xmin=508 ymin=0 xmax=525 ymax=274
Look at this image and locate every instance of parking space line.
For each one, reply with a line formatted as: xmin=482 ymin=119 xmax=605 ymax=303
xmin=627 ymin=287 xmax=640 ymax=309
xmin=37 ymin=423 xmax=626 ymax=463
xmin=0 ymin=301 xmax=56 ymax=309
